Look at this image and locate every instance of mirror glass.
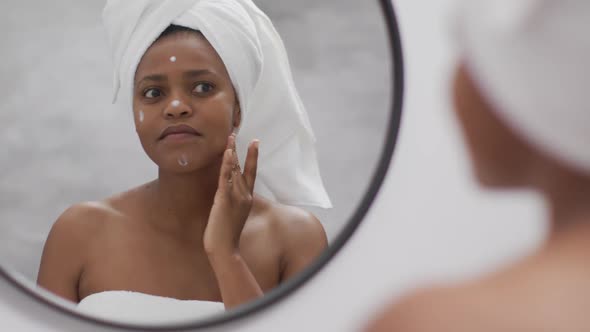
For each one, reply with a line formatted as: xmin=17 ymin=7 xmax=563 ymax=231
xmin=0 ymin=0 xmax=395 ymax=327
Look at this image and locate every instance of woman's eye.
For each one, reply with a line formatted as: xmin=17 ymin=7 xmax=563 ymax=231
xmin=193 ymin=83 xmax=214 ymax=94
xmin=143 ymin=88 xmax=162 ymax=99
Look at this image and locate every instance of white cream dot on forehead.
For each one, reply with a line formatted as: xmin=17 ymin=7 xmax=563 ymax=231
xmin=170 ymin=56 xmax=177 ymax=62
xmin=171 ymin=100 xmax=180 ymax=107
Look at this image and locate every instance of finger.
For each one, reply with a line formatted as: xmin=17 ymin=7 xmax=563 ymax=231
xmin=218 ymin=147 xmax=234 ymax=191
xmin=230 ymin=134 xmax=240 ymax=171
xmin=227 ymin=134 xmax=233 ymax=148
xmin=228 ymin=136 xmax=248 ymax=194
xmin=234 ymin=168 xmax=249 ymax=198
xmin=243 ymin=139 xmax=259 ymax=191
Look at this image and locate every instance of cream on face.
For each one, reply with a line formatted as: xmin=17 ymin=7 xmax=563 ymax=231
xmin=178 ymin=154 xmax=189 ymax=167
xmin=171 ymin=100 xmax=181 ymax=107
xmin=170 ymin=56 xmax=177 ymax=62
xmin=138 ymin=110 xmax=144 ymax=123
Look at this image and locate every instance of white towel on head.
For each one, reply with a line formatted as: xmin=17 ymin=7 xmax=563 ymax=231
xmin=102 ymin=0 xmax=332 ymax=208
xmin=454 ymin=0 xmax=590 ymax=175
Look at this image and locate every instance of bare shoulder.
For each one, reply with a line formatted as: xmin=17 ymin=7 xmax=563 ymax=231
xmin=250 ymin=196 xmax=327 ymax=248
xmin=51 ymin=185 xmax=147 ymax=239
xmin=366 ymin=226 xmax=590 ymax=332
xmin=363 ymin=283 xmax=490 ymax=332
xmin=249 ymin=196 xmax=328 ymax=280
xmin=50 ymin=200 xmax=122 ymax=240
xmin=364 ymin=251 xmax=590 ymax=332
xmin=37 ymin=200 xmax=121 ymax=301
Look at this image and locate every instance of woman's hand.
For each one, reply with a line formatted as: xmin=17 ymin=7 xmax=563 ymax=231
xmin=204 ymin=133 xmax=259 ymax=257
xmin=203 ymin=134 xmax=263 ymax=309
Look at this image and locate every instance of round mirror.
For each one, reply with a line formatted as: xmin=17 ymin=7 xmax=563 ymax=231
xmin=0 ymin=0 xmax=403 ymax=329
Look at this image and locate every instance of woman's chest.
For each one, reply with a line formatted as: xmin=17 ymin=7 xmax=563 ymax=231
xmin=78 ymin=224 xmax=281 ymax=301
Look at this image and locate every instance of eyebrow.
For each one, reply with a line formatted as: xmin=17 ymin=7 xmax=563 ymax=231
xmin=183 ymin=69 xmax=215 ymax=78
xmin=137 ymin=74 xmax=166 ymax=85
xmin=137 ymin=69 xmax=215 ymax=85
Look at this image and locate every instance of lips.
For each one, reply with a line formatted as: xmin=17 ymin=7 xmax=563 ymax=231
xmin=159 ymin=124 xmax=201 ymax=140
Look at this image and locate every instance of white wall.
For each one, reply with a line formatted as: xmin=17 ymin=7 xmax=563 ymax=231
xmin=0 ymin=0 xmax=547 ymax=331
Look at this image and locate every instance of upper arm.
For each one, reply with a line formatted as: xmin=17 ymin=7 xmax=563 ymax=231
xmin=279 ymin=209 xmax=328 ymax=280
xmin=37 ymin=203 xmax=98 ymax=303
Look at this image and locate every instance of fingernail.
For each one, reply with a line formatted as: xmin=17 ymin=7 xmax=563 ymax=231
xmin=253 ymin=139 xmax=260 ymax=148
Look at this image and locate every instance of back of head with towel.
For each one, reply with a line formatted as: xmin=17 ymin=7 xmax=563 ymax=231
xmin=365 ymin=0 xmax=590 ymax=331
xmin=36 ymin=0 xmax=332 ymax=323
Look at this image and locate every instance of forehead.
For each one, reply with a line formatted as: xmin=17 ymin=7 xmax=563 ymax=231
xmin=135 ymin=32 xmax=230 ymax=80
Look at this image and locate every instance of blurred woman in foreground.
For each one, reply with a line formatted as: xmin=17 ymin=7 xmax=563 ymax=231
xmin=366 ymin=1 xmax=590 ymax=331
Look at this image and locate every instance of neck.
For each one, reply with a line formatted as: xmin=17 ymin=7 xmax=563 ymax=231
xmin=145 ymin=158 xmax=222 ymax=239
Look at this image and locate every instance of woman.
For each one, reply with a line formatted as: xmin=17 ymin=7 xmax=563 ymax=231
xmin=366 ymin=1 xmax=590 ymax=331
xmin=36 ymin=0 xmax=331 ymax=317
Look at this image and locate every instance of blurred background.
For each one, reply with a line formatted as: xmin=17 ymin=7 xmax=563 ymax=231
xmin=0 ymin=0 xmax=391 ymax=281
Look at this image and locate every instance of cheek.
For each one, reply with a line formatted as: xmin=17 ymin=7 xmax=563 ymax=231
xmin=132 ymin=98 xmax=145 ymax=125
xmin=454 ymin=68 xmax=531 ymax=186
xmin=131 ymin=110 xmax=146 ymax=132
xmin=133 ymin=108 xmax=159 ymax=146
xmin=133 ymin=108 xmax=146 ymax=131
xmin=453 ymin=68 xmax=505 ymax=183
xmin=200 ymin=98 xmax=235 ymax=134
xmin=137 ymin=109 xmax=145 ymax=124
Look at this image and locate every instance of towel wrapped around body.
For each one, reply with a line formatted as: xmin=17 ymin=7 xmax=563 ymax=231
xmin=77 ymin=290 xmax=225 ymax=324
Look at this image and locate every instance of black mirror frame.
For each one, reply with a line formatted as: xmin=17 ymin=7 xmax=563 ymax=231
xmin=0 ymin=0 xmax=404 ymax=330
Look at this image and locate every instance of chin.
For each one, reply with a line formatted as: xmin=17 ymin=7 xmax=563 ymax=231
xmin=161 ymin=160 xmax=203 ymax=172
xmin=161 ymin=153 xmax=221 ymax=173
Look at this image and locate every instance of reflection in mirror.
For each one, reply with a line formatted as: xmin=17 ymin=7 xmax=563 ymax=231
xmin=0 ymin=0 xmax=391 ymax=326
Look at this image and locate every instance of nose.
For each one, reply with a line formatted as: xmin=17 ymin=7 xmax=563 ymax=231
xmin=163 ymin=98 xmax=193 ymax=119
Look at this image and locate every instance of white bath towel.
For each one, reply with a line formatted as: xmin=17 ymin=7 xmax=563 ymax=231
xmin=77 ymin=290 xmax=225 ymax=325
xmin=102 ymin=0 xmax=332 ymax=208
xmin=454 ymin=0 xmax=590 ymax=174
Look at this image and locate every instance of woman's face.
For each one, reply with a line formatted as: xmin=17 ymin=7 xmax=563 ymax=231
xmin=452 ymin=63 xmax=536 ymax=188
xmin=133 ymin=31 xmax=240 ymax=172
